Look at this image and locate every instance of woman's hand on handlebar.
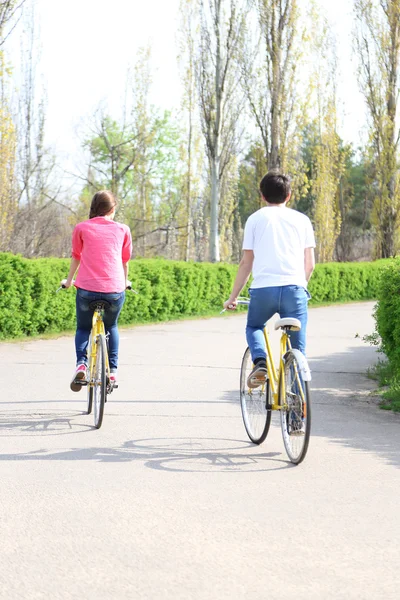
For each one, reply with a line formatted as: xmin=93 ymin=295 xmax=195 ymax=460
xmin=126 ymin=280 xmax=138 ymax=294
xmin=62 ymin=278 xmax=73 ymax=289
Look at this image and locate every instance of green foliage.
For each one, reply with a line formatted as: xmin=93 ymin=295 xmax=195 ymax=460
xmin=375 ymin=259 xmax=400 ymax=373
xmin=370 ymin=259 xmax=400 ymax=411
xmin=0 ymin=253 xmax=389 ymax=340
xmin=307 ymin=261 xmax=385 ymax=304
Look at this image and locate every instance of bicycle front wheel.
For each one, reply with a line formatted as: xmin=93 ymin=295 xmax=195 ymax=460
xmin=87 ymin=385 xmax=93 ymax=415
xmin=240 ymin=347 xmax=272 ymax=444
xmin=93 ymin=334 xmax=107 ymax=429
xmin=280 ymin=350 xmax=311 ymax=464
xmin=86 ymin=335 xmax=93 ymax=415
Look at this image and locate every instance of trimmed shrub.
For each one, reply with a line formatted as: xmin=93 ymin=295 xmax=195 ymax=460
xmin=0 ymin=252 xmax=388 ymax=340
xmin=308 ymin=260 xmax=385 ymax=304
xmin=375 ymin=259 xmax=400 ymax=372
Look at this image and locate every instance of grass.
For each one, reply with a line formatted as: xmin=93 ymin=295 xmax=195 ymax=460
xmin=366 ymin=358 xmax=400 ymax=413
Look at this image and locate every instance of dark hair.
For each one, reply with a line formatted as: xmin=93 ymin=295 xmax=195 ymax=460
xmin=259 ymin=172 xmax=291 ymax=204
xmin=89 ymin=190 xmax=117 ymax=219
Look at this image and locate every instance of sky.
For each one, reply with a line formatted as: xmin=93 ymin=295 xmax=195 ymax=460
xmin=8 ymin=0 xmax=367 ymax=176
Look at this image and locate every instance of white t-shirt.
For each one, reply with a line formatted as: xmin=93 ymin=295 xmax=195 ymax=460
xmin=242 ymin=206 xmax=316 ymax=289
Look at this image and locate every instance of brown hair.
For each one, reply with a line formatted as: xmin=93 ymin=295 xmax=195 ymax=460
xmin=89 ymin=190 xmax=117 ymax=219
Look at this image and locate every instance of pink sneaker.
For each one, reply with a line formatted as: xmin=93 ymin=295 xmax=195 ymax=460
xmin=70 ymin=364 xmax=87 ymax=392
xmin=109 ymin=373 xmax=118 ymax=388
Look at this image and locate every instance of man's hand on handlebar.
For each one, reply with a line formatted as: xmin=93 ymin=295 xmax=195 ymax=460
xmin=223 ymin=297 xmax=238 ymax=310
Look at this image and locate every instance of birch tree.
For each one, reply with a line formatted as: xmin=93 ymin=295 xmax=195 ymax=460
xmin=196 ymin=0 xmax=248 ymax=262
xmin=354 ymin=0 xmax=400 ymax=258
xmin=178 ymin=0 xmax=204 ymax=261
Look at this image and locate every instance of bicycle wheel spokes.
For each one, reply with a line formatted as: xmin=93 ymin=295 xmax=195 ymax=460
xmin=240 ymin=347 xmax=271 ymax=445
xmin=280 ymin=351 xmax=311 ymax=464
xmin=93 ymin=334 xmax=107 ymax=429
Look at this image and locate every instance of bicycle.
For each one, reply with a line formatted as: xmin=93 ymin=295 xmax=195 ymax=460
xmin=57 ymin=280 xmax=137 ymax=429
xmin=223 ymin=297 xmax=312 ymax=464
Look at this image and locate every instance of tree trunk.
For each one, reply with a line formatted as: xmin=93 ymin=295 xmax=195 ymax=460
xmin=209 ymin=158 xmax=220 ymax=262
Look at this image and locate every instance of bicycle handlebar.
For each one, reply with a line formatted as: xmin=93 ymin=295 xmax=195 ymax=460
xmin=220 ymin=297 xmax=250 ymax=314
xmin=56 ymin=279 xmax=138 ymax=294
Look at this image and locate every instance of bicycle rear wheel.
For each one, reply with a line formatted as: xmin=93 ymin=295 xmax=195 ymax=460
xmin=240 ymin=347 xmax=272 ymax=444
xmin=280 ymin=350 xmax=311 ymax=464
xmin=93 ymin=334 xmax=107 ymax=429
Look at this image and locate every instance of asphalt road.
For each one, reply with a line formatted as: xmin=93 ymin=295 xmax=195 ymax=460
xmin=0 ymin=302 xmax=399 ymax=600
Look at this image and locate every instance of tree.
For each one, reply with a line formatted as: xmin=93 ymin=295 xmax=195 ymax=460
xmin=0 ymin=0 xmax=27 ymax=250
xmin=196 ymin=0 xmax=248 ymax=262
xmin=0 ymin=1 xmax=27 ymax=47
xmin=293 ymin=10 xmax=345 ymax=263
xmin=178 ymin=0 xmax=204 ymax=261
xmin=354 ymin=0 xmax=400 ymax=258
xmin=0 ymin=51 xmax=17 ymax=251
xmin=11 ymin=3 xmax=66 ymax=257
xmin=242 ymin=0 xmax=300 ymax=171
xmin=335 ymin=147 xmax=374 ymax=261
xmin=237 ymin=143 xmax=265 ymax=225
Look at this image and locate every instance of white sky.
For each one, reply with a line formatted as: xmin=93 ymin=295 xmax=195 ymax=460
xmin=9 ymin=0 xmax=367 ymax=169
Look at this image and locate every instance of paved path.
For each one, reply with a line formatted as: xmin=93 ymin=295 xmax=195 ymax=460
xmin=0 ymin=302 xmax=399 ymax=600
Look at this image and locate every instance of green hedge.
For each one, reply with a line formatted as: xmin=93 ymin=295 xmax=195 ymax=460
xmin=0 ymin=252 xmax=388 ymax=340
xmin=307 ymin=260 xmax=386 ymax=303
xmin=375 ymin=259 xmax=400 ymax=372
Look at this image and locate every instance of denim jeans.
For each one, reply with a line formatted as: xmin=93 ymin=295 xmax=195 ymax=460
xmin=75 ymin=288 xmax=125 ymax=371
xmin=246 ymin=285 xmax=311 ymax=361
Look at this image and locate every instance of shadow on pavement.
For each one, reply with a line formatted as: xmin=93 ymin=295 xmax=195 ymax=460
xmin=0 ymin=435 xmax=294 ymax=472
xmin=0 ymin=411 xmax=93 ymax=436
xmin=1 ymin=344 xmax=398 ymax=470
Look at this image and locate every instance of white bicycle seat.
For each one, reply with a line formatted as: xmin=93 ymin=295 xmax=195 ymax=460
xmin=274 ymin=318 xmax=301 ymax=331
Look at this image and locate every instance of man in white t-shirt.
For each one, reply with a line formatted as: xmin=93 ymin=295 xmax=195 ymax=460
xmin=224 ymin=172 xmax=316 ymax=388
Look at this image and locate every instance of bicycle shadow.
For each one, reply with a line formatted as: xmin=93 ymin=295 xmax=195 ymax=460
xmin=0 ymin=435 xmax=295 ymax=472
xmin=0 ymin=410 xmax=93 ymax=437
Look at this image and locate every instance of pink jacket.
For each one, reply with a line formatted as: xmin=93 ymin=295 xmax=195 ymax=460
xmin=72 ymin=217 xmax=132 ymax=293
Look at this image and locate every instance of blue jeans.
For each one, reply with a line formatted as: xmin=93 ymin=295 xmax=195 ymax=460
xmin=246 ymin=285 xmax=310 ymax=361
xmin=75 ymin=288 xmax=125 ymax=371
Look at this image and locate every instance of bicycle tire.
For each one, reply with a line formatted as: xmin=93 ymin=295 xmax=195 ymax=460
xmin=279 ymin=350 xmax=311 ymax=464
xmin=93 ymin=334 xmax=107 ymax=429
xmin=240 ymin=347 xmax=272 ymax=445
xmin=86 ymin=335 xmax=93 ymax=415
xmin=87 ymin=385 xmax=93 ymax=415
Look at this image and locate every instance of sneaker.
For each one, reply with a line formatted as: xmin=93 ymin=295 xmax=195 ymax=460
xmin=109 ymin=372 xmax=118 ymax=389
xmin=70 ymin=364 xmax=87 ymax=392
xmin=247 ymin=362 xmax=268 ymax=389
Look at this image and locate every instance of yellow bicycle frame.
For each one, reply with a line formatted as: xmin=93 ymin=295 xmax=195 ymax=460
xmin=262 ymin=326 xmax=306 ymax=412
xmin=87 ymin=309 xmax=110 ymax=386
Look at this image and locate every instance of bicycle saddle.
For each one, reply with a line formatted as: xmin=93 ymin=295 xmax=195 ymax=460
xmin=88 ymin=300 xmax=111 ymax=311
xmin=274 ymin=318 xmax=301 ymax=331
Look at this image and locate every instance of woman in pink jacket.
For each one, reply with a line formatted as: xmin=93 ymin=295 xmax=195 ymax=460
xmin=64 ymin=190 xmax=132 ymax=391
